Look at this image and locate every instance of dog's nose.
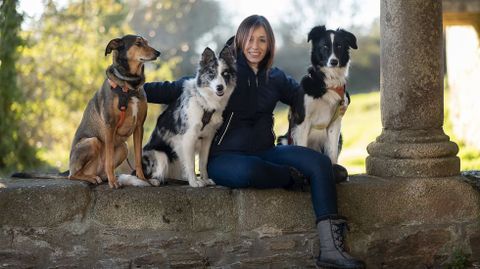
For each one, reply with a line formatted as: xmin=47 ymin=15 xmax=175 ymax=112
xmin=155 ymin=50 xmax=161 ymax=57
xmin=216 ymin=85 xmax=224 ymax=92
xmin=329 ymin=59 xmax=339 ymax=66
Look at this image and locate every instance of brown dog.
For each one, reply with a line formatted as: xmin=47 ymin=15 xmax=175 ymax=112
xmin=68 ymin=35 xmax=160 ymax=188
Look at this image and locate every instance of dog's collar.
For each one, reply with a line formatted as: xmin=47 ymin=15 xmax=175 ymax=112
xmin=112 ymin=67 xmax=142 ymax=82
xmin=108 ymin=79 xmax=137 ymax=129
xmin=329 ymin=85 xmax=345 ymax=100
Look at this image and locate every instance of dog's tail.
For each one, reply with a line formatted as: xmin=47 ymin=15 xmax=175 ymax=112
xmin=117 ymin=174 xmax=161 ymax=187
xmin=10 ymin=171 xmax=69 ymax=179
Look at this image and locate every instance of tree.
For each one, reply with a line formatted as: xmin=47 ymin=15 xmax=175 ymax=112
xmin=0 ymin=0 xmax=43 ymax=174
xmin=274 ymin=0 xmax=380 ymax=93
xmin=127 ymin=0 xmax=223 ymax=76
xmin=15 ymin=0 xmax=178 ymax=172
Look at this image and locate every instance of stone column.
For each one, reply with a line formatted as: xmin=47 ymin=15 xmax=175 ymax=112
xmin=366 ymin=0 xmax=460 ymax=178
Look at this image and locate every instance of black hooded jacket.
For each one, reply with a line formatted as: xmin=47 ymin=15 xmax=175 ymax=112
xmin=143 ymin=52 xmax=304 ymax=157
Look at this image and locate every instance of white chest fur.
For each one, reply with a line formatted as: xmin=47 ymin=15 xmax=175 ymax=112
xmin=131 ymin=97 xmax=139 ymax=120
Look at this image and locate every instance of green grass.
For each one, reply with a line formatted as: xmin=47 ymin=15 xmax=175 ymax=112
xmin=274 ymin=91 xmax=480 ymax=174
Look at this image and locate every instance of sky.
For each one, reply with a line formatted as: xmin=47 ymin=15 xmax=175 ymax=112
xmin=219 ymin=0 xmax=380 ymax=29
xmin=19 ymin=0 xmax=380 ymax=30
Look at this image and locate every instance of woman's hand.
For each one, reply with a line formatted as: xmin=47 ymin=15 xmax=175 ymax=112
xmin=339 ymin=105 xmax=348 ymax=116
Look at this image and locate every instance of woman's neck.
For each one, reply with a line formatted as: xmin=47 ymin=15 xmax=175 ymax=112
xmin=249 ymin=63 xmax=259 ymax=74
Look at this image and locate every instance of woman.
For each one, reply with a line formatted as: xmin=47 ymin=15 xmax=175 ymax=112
xmin=144 ymin=15 xmax=365 ymax=269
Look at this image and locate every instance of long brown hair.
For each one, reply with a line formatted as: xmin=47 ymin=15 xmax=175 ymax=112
xmin=234 ymin=15 xmax=276 ymax=71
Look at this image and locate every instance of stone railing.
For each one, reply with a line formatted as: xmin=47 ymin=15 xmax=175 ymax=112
xmin=1 ymin=175 xmax=479 ymax=268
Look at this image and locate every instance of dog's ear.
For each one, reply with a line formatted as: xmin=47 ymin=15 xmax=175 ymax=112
xmin=307 ymin=25 xmax=327 ymax=42
xmin=338 ymin=29 xmax=358 ymax=50
xmin=225 ymin=36 xmax=235 ymax=47
xmin=219 ymin=45 xmax=235 ymax=67
xmin=200 ymin=47 xmax=216 ymax=66
xmin=105 ymin=38 xmax=124 ymax=56
xmin=224 ymin=35 xmax=237 ymax=59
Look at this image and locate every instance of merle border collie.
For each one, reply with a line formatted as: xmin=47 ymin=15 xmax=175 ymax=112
xmin=119 ymin=46 xmax=236 ymax=187
xmin=279 ymin=26 xmax=357 ymax=172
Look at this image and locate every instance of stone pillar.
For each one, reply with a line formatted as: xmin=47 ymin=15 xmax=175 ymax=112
xmin=366 ymin=0 xmax=460 ymax=178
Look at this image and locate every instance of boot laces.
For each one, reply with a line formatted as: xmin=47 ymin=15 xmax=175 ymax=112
xmin=332 ymin=219 xmax=349 ymax=252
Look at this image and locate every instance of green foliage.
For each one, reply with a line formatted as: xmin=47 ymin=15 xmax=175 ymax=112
xmin=16 ymin=0 xmax=131 ymax=171
xmin=447 ymin=249 xmax=469 ymax=269
xmin=129 ymin=0 xmax=224 ymax=76
xmin=348 ymin=20 xmax=380 ymax=93
xmin=0 ymin=0 xmax=44 ymax=175
xmin=3 ymin=0 xmax=218 ymax=174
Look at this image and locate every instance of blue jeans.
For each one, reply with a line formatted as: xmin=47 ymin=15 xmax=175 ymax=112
xmin=207 ymin=145 xmax=338 ymax=221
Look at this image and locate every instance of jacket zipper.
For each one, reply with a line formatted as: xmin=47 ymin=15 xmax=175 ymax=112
xmin=217 ymin=112 xmax=234 ymax=145
xmin=271 ymin=114 xmax=276 ymax=142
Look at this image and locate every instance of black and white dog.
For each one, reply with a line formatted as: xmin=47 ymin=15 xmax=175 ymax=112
xmin=279 ymin=26 xmax=357 ymax=179
xmin=119 ymin=46 xmax=236 ymax=187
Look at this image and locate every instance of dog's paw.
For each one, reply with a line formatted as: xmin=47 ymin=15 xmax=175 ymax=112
xmin=188 ymin=178 xmax=207 ymax=188
xmin=94 ymin=176 xmax=103 ymax=184
xmin=109 ymin=179 xmax=121 ymax=189
xmin=117 ymin=174 xmax=152 ymax=187
xmin=148 ymin=178 xmax=163 ymax=187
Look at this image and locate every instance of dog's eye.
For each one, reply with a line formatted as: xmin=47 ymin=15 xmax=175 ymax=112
xmin=207 ymin=71 xmax=216 ymax=80
xmin=222 ymin=71 xmax=230 ymax=78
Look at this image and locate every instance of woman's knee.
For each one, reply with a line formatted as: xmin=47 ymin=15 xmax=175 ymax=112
xmin=207 ymin=156 xmax=256 ymax=188
xmin=289 ymin=145 xmax=332 ymax=168
xmin=314 ymin=152 xmax=332 ymax=169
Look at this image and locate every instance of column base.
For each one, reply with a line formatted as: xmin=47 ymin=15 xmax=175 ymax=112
xmin=366 ymin=129 xmax=460 ymax=178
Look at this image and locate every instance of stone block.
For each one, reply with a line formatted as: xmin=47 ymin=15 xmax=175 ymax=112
xmin=91 ymin=185 xmax=237 ymax=232
xmin=92 ymin=184 xmax=192 ymax=230
xmin=234 ymin=188 xmax=315 ymax=232
xmin=0 ymin=178 xmax=91 ymax=227
xmin=337 ymin=176 xmax=480 ymax=231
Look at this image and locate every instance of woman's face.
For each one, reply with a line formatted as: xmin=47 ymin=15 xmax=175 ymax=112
xmin=243 ymin=26 xmax=268 ymax=69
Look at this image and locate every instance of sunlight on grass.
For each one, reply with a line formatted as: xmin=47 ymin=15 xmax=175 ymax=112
xmin=273 ymin=92 xmax=380 ymax=174
xmin=444 ymin=90 xmax=480 ymax=171
xmin=273 ymin=90 xmax=480 ymax=175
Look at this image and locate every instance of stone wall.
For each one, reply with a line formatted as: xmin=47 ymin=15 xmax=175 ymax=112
xmin=1 ymin=176 xmax=480 ymax=268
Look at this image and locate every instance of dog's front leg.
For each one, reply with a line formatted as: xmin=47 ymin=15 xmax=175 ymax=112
xmin=291 ymin=122 xmax=310 ymax=147
xmin=105 ymin=127 xmax=120 ymax=188
xmin=178 ymin=137 xmax=205 ymax=188
xmin=324 ymin=119 xmax=342 ymax=164
xmin=198 ymin=134 xmax=215 ymax=185
xmin=133 ymin=124 xmax=146 ymax=181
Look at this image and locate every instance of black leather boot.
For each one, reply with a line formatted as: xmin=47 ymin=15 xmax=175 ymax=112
xmin=316 ymin=216 xmax=365 ymax=269
xmin=332 ymin=164 xmax=348 ymax=183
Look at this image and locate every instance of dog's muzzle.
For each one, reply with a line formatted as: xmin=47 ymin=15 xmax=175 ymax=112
xmin=329 ymin=59 xmax=339 ymax=67
xmin=216 ymin=85 xmax=224 ymax=96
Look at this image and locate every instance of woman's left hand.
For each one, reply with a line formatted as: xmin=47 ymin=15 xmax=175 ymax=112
xmin=339 ymin=105 xmax=348 ymax=116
